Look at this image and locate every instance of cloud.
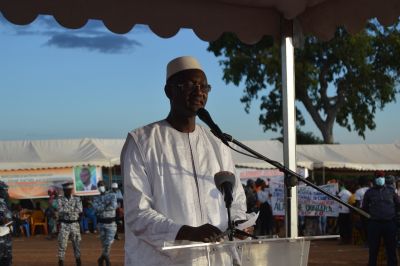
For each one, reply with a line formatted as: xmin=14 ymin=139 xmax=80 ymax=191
xmin=45 ymin=33 xmax=141 ymax=53
xmin=1 ymin=14 xmax=146 ymax=53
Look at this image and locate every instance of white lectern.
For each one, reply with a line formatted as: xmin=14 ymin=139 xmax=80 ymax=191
xmin=161 ymin=236 xmax=330 ymax=266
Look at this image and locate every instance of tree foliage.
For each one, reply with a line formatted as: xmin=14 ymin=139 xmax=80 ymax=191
xmin=208 ymin=20 xmax=400 ymax=143
xmin=274 ymin=129 xmax=325 ymax=145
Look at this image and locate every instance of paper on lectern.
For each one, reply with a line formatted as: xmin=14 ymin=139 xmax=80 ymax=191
xmin=236 ymin=212 xmax=259 ymax=230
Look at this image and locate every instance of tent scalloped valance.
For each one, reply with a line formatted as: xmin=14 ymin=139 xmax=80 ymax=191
xmin=1 ymin=0 xmax=399 ymax=44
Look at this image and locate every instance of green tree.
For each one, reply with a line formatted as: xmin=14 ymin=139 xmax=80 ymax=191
xmin=208 ymin=20 xmax=400 ymax=144
xmin=274 ymin=129 xmax=325 ymax=144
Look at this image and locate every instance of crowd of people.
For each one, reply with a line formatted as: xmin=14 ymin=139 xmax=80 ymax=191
xmin=1 ymin=55 xmax=399 ymax=266
xmin=242 ymin=171 xmax=400 ymax=266
xmin=0 ymin=180 xmax=124 ymax=266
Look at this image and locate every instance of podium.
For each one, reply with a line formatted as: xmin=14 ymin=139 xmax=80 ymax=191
xmin=161 ymin=236 xmax=328 ymax=266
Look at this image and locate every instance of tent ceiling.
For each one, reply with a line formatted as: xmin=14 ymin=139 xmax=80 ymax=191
xmin=1 ymin=0 xmax=399 ymax=44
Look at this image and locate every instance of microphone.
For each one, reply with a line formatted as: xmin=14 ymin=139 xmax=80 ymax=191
xmin=197 ymin=108 xmax=229 ymax=145
xmin=214 ymin=171 xmax=236 ymax=209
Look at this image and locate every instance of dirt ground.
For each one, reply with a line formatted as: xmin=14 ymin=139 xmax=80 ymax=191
xmin=11 ymin=234 xmax=372 ymax=266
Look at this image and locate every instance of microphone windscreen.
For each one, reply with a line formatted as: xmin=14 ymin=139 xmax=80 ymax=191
xmin=214 ymin=171 xmax=236 ymax=191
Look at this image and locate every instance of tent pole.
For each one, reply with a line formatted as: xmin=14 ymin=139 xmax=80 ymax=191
xmin=108 ymin=167 xmax=113 ymax=188
xmin=281 ymin=19 xmax=298 ymax=238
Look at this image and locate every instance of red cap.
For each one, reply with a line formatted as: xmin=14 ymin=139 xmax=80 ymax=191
xmin=374 ymin=170 xmax=385 ymax=177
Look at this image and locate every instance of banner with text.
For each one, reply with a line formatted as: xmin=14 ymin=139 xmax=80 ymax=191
xmin=237 ymin=168 xmax=339 ymax=217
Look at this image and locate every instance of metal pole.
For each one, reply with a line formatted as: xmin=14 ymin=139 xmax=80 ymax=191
xmin=108 ymin=167 xmax=113 ymax=188
xmin=281 ymin=19 xmax=298 ymax=238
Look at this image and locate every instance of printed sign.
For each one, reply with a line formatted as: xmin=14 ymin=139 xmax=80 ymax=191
xmin=237 ymin=168 xmax=339 ymax=217
xmin=0 ymin=166 xmax=102 ymax=199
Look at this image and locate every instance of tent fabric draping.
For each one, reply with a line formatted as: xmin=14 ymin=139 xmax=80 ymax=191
xmin=1 ymin=138 xmax=400 ymax=171
xmin=297 ymin=144 xmax=400 ymax=171
xmin=231 ymin=140 xmax=313 ymax=169
xmin=1 ymin=0 xmax=399 ymax=44
xmin=0 ymin=138 xmax=125 ymax=170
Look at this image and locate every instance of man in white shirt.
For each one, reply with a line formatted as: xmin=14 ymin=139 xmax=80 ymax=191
xmin=121 ymin=56 xmax=247 ymax=266
xmin=354 ymin=176 xmax=371 ymax=245
xmin=337 ymin=183 xmax=352 ymax=244
xmin=254 ymin=178 xmax=273 ymax=236
xmin=354 ymin=176 xmax=370 ymax=208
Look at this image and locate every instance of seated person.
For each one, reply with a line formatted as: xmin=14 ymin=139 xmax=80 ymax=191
xmin=11 ymin=204 xmax=22 ymax=237
xmin=80 ymin=201 xmax=97 ymax=233
xmin=14 ymin=205 xmax=32 ymax=237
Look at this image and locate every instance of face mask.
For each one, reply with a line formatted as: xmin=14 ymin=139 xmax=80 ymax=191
xmin=375 ymin=177 xmax=385 ymax=186
xmin=99 ymin=186 xmax=106 ymax=193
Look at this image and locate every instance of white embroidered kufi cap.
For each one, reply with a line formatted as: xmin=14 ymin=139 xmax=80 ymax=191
xmin=62 ymin=182 xmax=74 ymax=189
xmin=166 ymin=56 xmax=203 ymax=80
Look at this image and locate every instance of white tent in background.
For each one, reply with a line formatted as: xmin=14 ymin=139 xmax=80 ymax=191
xmin=297 ymin=143 xmax=400 ymax=171
xmin=2 ymin=139 xmax=400 ymax=171
xmin=0 ymin=138 xmax=124 ymax=171
xmin=232 ymin=140 xmax=314 ymax=169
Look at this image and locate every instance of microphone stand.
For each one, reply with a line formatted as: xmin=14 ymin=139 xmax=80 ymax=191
xmin=222 ymin=202 xmax=258 ymax=241
xmin=220 ymin=207 xmax=258 ymax=240
xmin=219 ymin=132 xmax=370 ymax=219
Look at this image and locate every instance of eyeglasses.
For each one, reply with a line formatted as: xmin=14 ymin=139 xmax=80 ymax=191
xmin=176 ymin=81 xmax=212 ymax=93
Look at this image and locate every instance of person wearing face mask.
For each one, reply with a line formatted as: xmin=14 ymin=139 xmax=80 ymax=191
xmin=57 ymin=182 xmax=83 ymax=266
xmin=362 ymin=171 xmax=400 ymax=266
xmin=92 ymin=181 xmax=117 ymax=266
xmin=0 ymin=181 xmax=12 ymax=266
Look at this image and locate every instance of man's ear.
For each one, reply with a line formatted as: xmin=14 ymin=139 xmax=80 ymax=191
xmin=165 ymin=84 xmax=172 ymax=99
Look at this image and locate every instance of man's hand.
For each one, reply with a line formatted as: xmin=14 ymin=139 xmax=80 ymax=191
xmin=235 ymin=226 xmax=254 ymax=240
xmin=176 ymin=224 xmax=223 ymax=243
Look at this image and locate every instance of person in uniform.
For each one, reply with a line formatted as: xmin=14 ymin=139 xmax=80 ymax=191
xmin=0 ymin=181 xmax=12 ymax=266
xmin=92 ymin=180 xmax=117 ymax=266
xmin=362 ymin=171 xmax=400 ymax=266
xmin=57 ymin=182 xmax=83 ymax=266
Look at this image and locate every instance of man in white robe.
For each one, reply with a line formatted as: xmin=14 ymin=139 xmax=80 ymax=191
xmin=121 ymin=56 xmax=247 ymax=266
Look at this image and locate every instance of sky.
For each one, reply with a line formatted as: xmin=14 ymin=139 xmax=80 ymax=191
xmin=1 ymin=14 xmax=399 ymax=144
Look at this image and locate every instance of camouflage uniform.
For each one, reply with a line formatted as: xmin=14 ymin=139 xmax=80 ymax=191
xmin=0 ymin=197 xmax=12 ymax=266
xmin=93 ymin=191 xmax=117 ymax=263
xmin=57 ymin=195 xmax=83 ymax=261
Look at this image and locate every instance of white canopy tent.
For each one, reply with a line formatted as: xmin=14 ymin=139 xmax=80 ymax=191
xmin=2 ymin=0 xmax=399 ymax=237
xmin=298 ymin=143 xmax=400 ymax=171
xmin=0 ymin=138 xmax=125 ymax=171
xmin=1 ymin=138 xmax=400 ymax=171
xmin=232 ymin=140 xmax=314 ymax=169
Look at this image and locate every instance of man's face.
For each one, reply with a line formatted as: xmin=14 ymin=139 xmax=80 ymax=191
xmin=80 ymin=169 xmax=91 ymax=185
xmin=167 ymin=69 xmax=209 ymax=116
xmin=64 ymin=188 xmax=73 ymax=197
